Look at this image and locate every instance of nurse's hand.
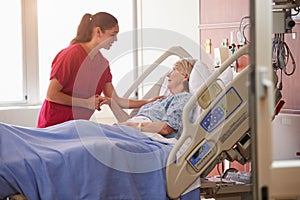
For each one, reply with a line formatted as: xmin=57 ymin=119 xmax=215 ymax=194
xmin=95 ymin=96 xmax=111 ymax=111
xmin=86 ymin=94 xmax=102 ymax=111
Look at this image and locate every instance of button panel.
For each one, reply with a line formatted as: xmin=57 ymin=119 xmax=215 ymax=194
xmin=187 ymin=141 xmax=216 ymax=172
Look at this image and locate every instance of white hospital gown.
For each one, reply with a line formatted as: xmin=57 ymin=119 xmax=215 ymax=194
xmin=135 ymin=92 xmax=192 ymax=139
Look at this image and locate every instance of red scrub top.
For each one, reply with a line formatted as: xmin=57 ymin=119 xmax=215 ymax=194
xmin=37 ymin=43 xmax=112 ymax=128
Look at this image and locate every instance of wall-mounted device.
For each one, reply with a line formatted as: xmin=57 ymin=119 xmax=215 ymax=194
xmin=273 ymin=0 xmax=300 ymax=33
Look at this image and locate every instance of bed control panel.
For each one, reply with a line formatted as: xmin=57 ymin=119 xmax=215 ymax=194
xmin=187 ymin=141 xmax=217 ymax=172
xmin=198 ymin=81 xmax=222 ymax=109
xmin=200 ymin=87 xmax=243 ymax=133
xmin=201 ymin=107 xmax=224 ymax=132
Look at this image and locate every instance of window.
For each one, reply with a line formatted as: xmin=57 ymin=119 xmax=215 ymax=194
xmin=0 ymin=0 xmax=24 ymax=103
xmin=0 ymin=0 xmax=134 ymax=106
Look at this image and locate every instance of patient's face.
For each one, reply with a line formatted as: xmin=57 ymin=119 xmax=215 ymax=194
xmin=167 ymin=66 xmax=186 ymax=92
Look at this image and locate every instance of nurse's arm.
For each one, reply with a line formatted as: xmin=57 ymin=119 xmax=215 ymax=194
xmin=46 ymin=78 xmax=99 ymax=110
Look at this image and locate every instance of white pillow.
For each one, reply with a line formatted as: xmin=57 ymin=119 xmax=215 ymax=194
xmin=189 ymin=61 xmax=212 ymax=94
xmin=188 ymin=61 xmax=212 ymax=122
xmin=188 ymin=61 xmax=235 ymax=123
xmin=216 ymin=67 xmax=234 ymax=87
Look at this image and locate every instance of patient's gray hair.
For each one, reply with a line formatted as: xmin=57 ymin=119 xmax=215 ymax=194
xmin=174 ymin=58 xmax=197 ymax=80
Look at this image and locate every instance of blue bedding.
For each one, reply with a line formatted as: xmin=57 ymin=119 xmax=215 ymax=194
xmin=0 ymin=120 xmax=199 ymax=200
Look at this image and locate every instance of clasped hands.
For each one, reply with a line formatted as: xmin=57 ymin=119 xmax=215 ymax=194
xmin=90 ymin=94 xmax=110 ymax=111
xmin=89 ymin=94 xmax=165 ymax=111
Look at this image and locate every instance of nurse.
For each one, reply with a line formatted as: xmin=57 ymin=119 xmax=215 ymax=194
xmin=37 ymin=12 xmax=156 ymax=128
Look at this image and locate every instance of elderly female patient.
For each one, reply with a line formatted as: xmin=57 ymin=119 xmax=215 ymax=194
xmin=103 ymin=58 xmax=196 ymax=139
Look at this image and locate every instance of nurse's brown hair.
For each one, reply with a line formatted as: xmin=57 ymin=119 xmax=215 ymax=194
xmin=70 ymin=12 xmax=118 ymax=44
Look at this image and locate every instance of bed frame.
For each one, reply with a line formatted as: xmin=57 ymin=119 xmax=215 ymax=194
xmin=122 ymin=45 xmax=256 ymax=199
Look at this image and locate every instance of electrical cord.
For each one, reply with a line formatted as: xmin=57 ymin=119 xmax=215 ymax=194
xmin=272 ymin=33 xmax=296 ymax=90
xmin=239 ymin=16 xmax=251 ymax=44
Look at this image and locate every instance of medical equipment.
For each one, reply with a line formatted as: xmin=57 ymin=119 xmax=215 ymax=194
xmin=273 ymin=0 xmax=300 ymax=34
xmin=272 ymin=0 xmax=299 ymax=90
xmin=235 ymin=1 xmax=299 ymax=92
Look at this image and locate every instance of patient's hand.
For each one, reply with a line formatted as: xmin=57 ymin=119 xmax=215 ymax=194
xmin=117 ymin=121 xmax=139 ymax=128
xmin=148 ymin=95 xmax=165 ymax=103
xmin=99 ymin=96 xmax=111 ymax=106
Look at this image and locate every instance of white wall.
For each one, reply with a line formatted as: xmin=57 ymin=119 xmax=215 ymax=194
xmin=139 ymin=0 xmax=199 ymax=44
xmin=0 ymin=106 xmax=40 ymax=127
xmin=272 ymin=113 xmax=300 ymax=160
xmin=137 ymin=0 xmax=200 ymax=60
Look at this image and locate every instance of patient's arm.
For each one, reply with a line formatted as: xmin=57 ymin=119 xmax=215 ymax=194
xmin=103 ymin=83 xmax=150 ymax=109
xmin=118 ymin=121 xmax=174 ymax=136
xmin=102 ymin=95 xmax=165 ymax=123
xmin=102 ymin=83 xmax=164 ymax=109
xmin=106 ymin=97 xmax=131 ymax=123
xmin=142 ymin=122 xmax=174 ymax=135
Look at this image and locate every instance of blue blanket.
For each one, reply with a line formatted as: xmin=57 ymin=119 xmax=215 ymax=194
xmin=0 ymin=120 xmax=199 ymax=200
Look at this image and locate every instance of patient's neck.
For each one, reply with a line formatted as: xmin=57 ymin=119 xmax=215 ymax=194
xmin=170 ymin=83 xmax=189 ymax=94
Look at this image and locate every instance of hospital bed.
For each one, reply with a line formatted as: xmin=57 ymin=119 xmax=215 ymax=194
xmin=122 ymin=45 xmax=257 ymax=199
xmin=124 ymin=45 xmax=254 ymax=199
xmin=126 ymin=45 xmax=281 ymax=199
xmin=0 ymin=45 xmax=280 ymax=200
